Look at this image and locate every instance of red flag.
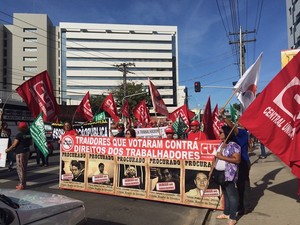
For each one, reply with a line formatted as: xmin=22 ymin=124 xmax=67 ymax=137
xmin=202 ymin=96 xmax=215 ymax=139
xmin=76 ymin=91 xmax=93 ymax=121
xmin=100 ymin=93 xmax=119 ymax=123
xmin=16 ymin=70 xmax=59 ymax=122
xmin=132 ymin=100 xmax=150 ymax=127
xmin=239 ymin=51 xmax=300 ymax=181
xmin=148 ymin=79 xmax=169 ymax=117
xmin=169 ymin=104 xmax=191 ymax=127
xmin=212 ymin=104 xmax=223 ymax=140
xmin=121 ymin=99 xmax=130 ymax=118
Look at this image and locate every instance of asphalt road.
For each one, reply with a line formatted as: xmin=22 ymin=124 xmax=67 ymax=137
xmin=0 ymin=150 xmax=210 ymax=225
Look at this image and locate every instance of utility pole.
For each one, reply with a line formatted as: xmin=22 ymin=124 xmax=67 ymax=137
xmin=229 ymin=26 xmax=256 ymax=77
xmin=114 ymin=63 xmax=135 ymax=99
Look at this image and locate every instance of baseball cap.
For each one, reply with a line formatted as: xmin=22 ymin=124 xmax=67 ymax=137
xmin=18 ymin=121 xmax=28 ymax=129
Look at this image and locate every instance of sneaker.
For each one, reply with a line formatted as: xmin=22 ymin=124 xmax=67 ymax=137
xmin=16 ymin=184 xmax=24 ymax=190
xmin=259 ymin=156 xmax=267 ymax=159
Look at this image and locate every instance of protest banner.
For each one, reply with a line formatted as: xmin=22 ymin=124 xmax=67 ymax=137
xmin=0 ymin=138 xmax=9 ymax=167
xmin=59 ymin=135 xmax=222 ymax=209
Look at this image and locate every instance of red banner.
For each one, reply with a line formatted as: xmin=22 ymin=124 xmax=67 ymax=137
xmin=61 ymin=135 xmax=219 ymax=161
xmin=239 ymin=51 xmax=300 ymax=179
xmin=16 ymin=70 xmax=59 ymax=122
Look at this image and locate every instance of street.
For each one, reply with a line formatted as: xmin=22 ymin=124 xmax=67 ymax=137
xmin=0 ymin=150 xmax=210 ymax=225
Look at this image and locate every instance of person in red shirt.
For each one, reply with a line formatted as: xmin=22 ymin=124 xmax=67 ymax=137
xmin=63 ymin=121 xmax=78 ymax=136
xmin=165 ymin=127 xmax=174 ymax=139
xmin=188 ymin=120 xmax=207 ymax=141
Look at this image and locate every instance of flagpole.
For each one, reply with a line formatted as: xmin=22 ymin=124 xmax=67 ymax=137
xmin=222 ymin=87 xmax=240 ymax=109
xmin=71 ymin=110 xmax=77 ymax=125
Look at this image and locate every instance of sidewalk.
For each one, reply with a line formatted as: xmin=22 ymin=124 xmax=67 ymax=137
xmin=206 ymin=145 xmax=300 ymax=225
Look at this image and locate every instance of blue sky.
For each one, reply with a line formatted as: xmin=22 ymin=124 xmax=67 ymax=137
xmin=1 ymin=0 xmax=288 ymax=110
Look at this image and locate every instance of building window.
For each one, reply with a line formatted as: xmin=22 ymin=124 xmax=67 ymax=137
xmin=23 ymin=38 xmax=37 ymax=42
xmin=23 ymin=66 xmax=37 ymax=72
xmin=3 ymin=39 xmax=7 ymax=47
xmin=23 ymin=57 xmax=37 ymax=62
xmin=23 ymin=47 xmax=37 ymax=52
xmin=23 ymin=28 xmax=37 ymax=33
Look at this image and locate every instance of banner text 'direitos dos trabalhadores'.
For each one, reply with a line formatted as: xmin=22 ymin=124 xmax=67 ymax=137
xmin=61 ymin=135 xmax=220 ymax=160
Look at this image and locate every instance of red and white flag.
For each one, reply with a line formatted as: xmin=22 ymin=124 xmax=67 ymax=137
xmin=100 ymin=93 xmax=119 ymax=123
xmin=169 ymin=104 xmax=193 ymax=128
xmin=76 ymin=91 xmax=93 ymax=121
xmin=121 ymin=99 xmax=130 ymax=118
xmin=16 ymin=70 xmax=59 ymax=122
xmin=239 ymin=51 xmax=300 ymax=183
xmin=132 ymin=100 xmax=150 ymax=127
xmin=234 ymin=52 xmax=263 ymax=112
xmin=202 ymin=96 xmax=215 ymax=139
xmin=148 ymin=79 xmax=169 ymax=117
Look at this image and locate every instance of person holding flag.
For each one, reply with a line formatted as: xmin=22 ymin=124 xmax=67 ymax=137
xmin=219 ymin=107 xmax=252 ymax=215
xmin=213 ymin=125 xmax=241 ymax=225
xmin=5 ymin=122 xmax=32 ymax=190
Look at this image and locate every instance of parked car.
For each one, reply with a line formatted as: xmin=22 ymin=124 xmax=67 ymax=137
xmin=0 ymin=188 xmax=86 ymax=225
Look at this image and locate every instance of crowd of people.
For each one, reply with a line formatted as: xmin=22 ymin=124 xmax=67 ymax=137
xmin=3 ymin=112 xmax=256 ymax=225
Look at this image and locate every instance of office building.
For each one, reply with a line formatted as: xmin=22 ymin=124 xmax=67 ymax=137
xmin=1 ymin=13 xmax=184 ymax=115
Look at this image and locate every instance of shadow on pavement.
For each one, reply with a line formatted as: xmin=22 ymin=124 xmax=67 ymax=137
xmin=250 ymin=167 xmax=284 ymax=210
xmin=87 ymin=218 xmax=126 ymax=225
xmin=268 ymin=178 xmax=299 ymax=200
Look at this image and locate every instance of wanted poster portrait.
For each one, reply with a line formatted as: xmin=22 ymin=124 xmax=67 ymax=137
xmin=115 ymin=156 xmax=146 ymax=199
xmin=148 ymin=158 xmax=182 ymax=203
xmin=183 ymin=160 xmax=223 ymax=209
xmin=86 ymin=154 xmax=115 ymax=194
xmin=60 ymin=153 xmax=87 ymax=191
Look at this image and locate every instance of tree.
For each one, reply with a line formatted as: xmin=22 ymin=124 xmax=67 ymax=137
xmin=90 ymin=94 xmax=107 ymax=115
xmin=111 ymin=81 xmax=150 ymax=117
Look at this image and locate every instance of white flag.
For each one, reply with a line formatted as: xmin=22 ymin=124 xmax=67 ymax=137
xmin=234 ymin=52 xmax=263 ymax=112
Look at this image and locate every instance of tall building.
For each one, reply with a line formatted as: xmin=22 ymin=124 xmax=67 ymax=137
xmin=286 ymin=0 xmax=300 ymax=49
xmin=1 ymin=13 xmax=185 ymax=115
xmin=59 ymin=22 xmax=181 ymax=111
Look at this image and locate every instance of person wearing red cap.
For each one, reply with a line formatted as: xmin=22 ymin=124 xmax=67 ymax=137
xmin=188 ymin=120 xmax=207 ymax=141
xmin=5 ymin=121 xmax=32 ymax=190
xmin=165 ymin=127 xmax=174 ymax=139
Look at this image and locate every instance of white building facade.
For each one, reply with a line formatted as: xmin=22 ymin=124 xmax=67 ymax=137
xmin=1 ymin=13 xmax=186 ymax=114
xmin=59 ymin=22 xmax=182 ymax=111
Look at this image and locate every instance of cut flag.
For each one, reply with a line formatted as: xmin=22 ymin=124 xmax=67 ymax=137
xmin=172 ymin=115 xmax=188 ymax=138
xmin=30 ymin=113 xmax=48 ymax=157
xmin=234 ymin=52 xmax=263 ymax=112
xmin=76 ymin=91 xmax=93 ymax=121
xmin=169 ymin=104 xmax=193 ymax=128
xmin=16 ymin=70 xmax=59 ymax=122
xmin=100 ymin=93 xmax=119 ymax=123
xmin=148 ymin=78 xmax=169 ymax=117
xmin=121 ymin=99 xmax=130 ymax=118
xmin=93 ymin=112 xmax=106 ymax=122
xmin=239 ymin=51 xmax=300 ymax=190
xmin=132 ymin=100 xmax=150 ymax=127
